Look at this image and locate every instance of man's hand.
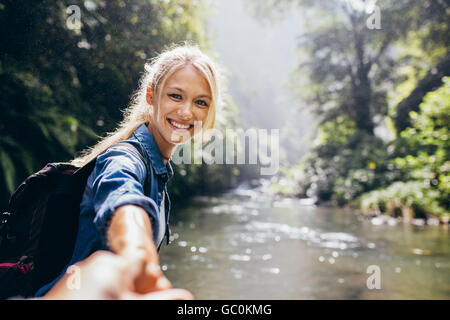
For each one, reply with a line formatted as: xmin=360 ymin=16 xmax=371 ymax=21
xmin=44 ymin=251 xmax=193 ymax=300
xmin=118 ymin=245 xmax=172 ymax=293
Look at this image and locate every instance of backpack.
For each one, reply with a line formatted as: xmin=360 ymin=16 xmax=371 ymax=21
xmin=0 ymin=142 xmax=147 ymax=299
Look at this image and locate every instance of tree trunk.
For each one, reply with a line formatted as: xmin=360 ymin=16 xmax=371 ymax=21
xmin=394 ymin=54 xmax=450 ymax=133
xmin=351 ymin=30 xmax=375 ymax=136
xmin=352 ymin=64 xmax=374 ymax=135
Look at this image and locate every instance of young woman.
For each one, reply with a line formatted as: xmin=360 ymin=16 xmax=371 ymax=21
xmin=35 ymin=43 xmax=222 ymax=297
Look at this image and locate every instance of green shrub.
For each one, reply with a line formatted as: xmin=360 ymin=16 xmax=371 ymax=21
xmin=358 ymin=181 xmax=447 ymax=218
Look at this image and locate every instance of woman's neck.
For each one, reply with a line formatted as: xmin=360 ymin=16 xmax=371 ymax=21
xmin=146 ymin=122 xmax=175 ymax=165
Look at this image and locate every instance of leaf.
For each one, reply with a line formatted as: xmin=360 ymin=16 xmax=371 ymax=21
xmin=0 ymin=149 xmax=17 ymax=194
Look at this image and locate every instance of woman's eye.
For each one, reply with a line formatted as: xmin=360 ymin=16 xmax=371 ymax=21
xmin=169 ymin=93 xmax=182 ymax=99
xmin=196 ymin=100 xmax=208 ymax=107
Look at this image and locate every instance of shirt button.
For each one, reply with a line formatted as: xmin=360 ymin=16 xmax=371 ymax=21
xmin=158 ymin=192 xmax=162 ymax=197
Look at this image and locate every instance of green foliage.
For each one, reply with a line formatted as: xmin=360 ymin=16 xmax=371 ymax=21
xmin=0 ymin=0 xmax=231 ymax=208
xmin=297 ymin=129 xmax=398 ymax=204
xmin=247 ymin=0 xmax=449 ymax=219
xmin=354 ymin=78 xmax=449 ymax=219
xmin=393 ymin=78 xmax=450 ymax=210
xmin=267 ymin=166 xmax=303 ymax=197
xmin=294 ymin=79 xmax=449 ymax=217
xmin=358 ymin=181 xmax=447 ymax=219
xmin=316 ymin=116 xmax=357 ymax=146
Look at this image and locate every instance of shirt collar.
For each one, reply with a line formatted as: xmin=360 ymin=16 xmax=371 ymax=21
xmin=133 ymin=123 xmax=173 ymax=179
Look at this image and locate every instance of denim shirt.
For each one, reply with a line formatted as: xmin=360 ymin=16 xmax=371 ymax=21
xmin=35 ymin=123 xmax=173 ymax=297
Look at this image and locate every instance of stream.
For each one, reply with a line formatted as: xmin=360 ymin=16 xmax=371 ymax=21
xmin=159 ymin=182 xmax=450 ymax=299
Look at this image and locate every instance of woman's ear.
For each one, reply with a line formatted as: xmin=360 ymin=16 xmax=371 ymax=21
xmin=146 ymin=86 xmax=153 ymax=105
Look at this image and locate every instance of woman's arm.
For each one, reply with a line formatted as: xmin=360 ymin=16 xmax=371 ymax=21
xmin=88 ymin=146 xmax=170 ymax=293
xmin=107 ymin=204 xmax=171 ymax=293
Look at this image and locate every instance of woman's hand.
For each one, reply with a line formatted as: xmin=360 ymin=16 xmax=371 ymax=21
xmin=107 ymin=204 xmax=171 ymax=294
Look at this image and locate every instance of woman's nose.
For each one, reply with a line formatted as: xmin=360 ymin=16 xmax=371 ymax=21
xmin=177 ymin=103 xmax=193 ymax=120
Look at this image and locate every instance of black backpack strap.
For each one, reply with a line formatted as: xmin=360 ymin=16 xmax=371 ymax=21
xmin=164 ymin=186 xmax=171 ymax=245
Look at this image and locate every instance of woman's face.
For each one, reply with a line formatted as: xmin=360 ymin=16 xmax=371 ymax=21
xmin=148 ymin=64 xmax=211 ymax=149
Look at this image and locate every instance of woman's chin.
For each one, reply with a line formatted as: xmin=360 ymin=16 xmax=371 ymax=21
xmin=172 ymin=137 xmax=192 ymax=145
xmin=162 ymin=134 xmax=190 ymax=146
xmin=165 ymin=130 xmax=193 ymax=144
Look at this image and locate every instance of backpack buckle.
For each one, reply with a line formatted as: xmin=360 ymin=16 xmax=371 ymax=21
xmin=1 ymin=211 xmax=11 ymax=223
xmin=1 ymin=212 xmax=16 ymax=246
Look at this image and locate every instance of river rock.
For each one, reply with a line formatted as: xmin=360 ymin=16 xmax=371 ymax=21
xmin=427 ymin=218 xmax=440 ymax=226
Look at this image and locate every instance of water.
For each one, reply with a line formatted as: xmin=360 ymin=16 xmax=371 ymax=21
xmin=159 ymin=184 xmax=450 ymax=299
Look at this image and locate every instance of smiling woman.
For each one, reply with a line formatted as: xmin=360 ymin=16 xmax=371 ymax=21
xmin=33 ymin=43 xmax=224 ymax=297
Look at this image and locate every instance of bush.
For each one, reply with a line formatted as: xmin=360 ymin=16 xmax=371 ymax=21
xmin=297 ymin=119 xmax=397 ymax=204
xmin=357 ymin=181 xmax=447 ymax=219
xmin=393 ymin=77 xmax=450 ymax=211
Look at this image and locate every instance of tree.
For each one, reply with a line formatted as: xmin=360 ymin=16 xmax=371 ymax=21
xmin=244 ymin=0 xmax=449 ymax=204
xmin=245 ymin=0 xmax=449 ymax=135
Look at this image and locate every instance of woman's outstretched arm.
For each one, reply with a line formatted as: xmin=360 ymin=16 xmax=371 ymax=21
xmin=107 ymin=204 xmax=171 ymax=294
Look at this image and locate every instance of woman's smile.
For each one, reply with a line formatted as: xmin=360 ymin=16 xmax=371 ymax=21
xmin=167 ymin=118 xmax=194 ymax=131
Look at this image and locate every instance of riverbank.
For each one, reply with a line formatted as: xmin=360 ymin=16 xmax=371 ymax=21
xmin=265 ymin=174 xmax=449 ymax=228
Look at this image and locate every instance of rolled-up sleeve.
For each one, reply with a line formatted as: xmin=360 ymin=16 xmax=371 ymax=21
xmin=90 ymin=146 xmax=160 ymax=243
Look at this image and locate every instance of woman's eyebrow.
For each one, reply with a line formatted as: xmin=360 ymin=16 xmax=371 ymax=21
xmin=168 ymin=86 xmax=211 ymax=99
xmin=197 ymin=94 xmax=212 ymax=99
xmin=168 ymin=86 xmax=185 ymax=92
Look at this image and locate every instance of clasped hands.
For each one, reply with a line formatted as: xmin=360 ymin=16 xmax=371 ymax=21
xmin=44 ymin=249 xmax=193 ymax=300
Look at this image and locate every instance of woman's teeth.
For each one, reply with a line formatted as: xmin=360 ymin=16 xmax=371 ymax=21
xmin=169 ymin=119 xmax=191 ymax=129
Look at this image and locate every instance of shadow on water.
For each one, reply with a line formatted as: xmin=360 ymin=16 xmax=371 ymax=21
xmin=159 ymin=182 xmax=450 ymax=299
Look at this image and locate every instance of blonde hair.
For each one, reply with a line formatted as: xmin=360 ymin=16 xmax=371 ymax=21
xmin=71 ymin=42 xmax=222 ymax=167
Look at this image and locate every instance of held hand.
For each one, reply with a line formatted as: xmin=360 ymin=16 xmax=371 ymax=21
xmin=44 ymin=251 xmax=193 ymax=300
xmin=119 ymin=246 xmax=172 ymax=294
xmin=107 ymin=205 xmax=173 ymax=294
